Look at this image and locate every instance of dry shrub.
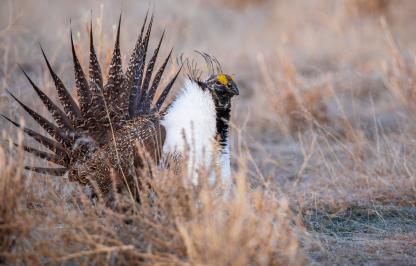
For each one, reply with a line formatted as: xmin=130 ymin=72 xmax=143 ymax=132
xmin=0 ymin=140 xmax=306 ymax=265
xmin=211 ymin=0 xmax=268 ymax=10
xmin=282 ymin=85 xmax=331 ymax=134
xmin=382 ymin=18 xmax=416 ymax=115
xmin=0 ymin=136 xmax=25 ymax=264
xmin=344 ymin=0 xmax=391 ymax=17
xmin=296 ymin=130 xmax=416 ymax=213
xmin=259 ymin=53 xmax=332 ymax=136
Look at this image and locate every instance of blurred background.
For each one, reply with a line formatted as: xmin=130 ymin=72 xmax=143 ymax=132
xmin=1 ymin=0 xmax=416 ymax=136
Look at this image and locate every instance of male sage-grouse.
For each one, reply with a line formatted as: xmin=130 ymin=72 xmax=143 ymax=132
xmin=2 ymin=14 xmax=239 ymax=201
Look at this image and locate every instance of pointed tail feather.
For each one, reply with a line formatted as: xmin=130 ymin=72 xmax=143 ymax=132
xmin=138 ymin=30 xmax=165 ymax=113
xmin=105 ymin=13 xmax=127 ymax=123
xmin=155 ymin=65 xmax=182 ymax=110
xmin=20 ymin=66 xmax=74 ymax=131
xmin=24 ymin=166 xmax=67 ymax=176
xmin=142 ymin=30 xmax=164 ymax=94
xmin=126 ymin=11 xmax=149 ymax=81
xmin=1 ymin=115 xmax=68 ymax=158
xmin=40 ymin=46 xmax=81 ymax=120
xmin=138 ymin=11 xmax=149 ymax=44
xmin=105 ymin=13 xmax=123 ymax=101
xmin=143 ymin=48 xmax=172 ymax=112
xmin=127 ymin=43 xmax=146 ymax=117
xmin=128 ymin=14 xmax=154 ymax=117
xmin=7 ymin=91 xmax=74 ymax=148
xmin=86 ymin=19 xmax=109 ymax=136
xmin=142 ymin=14 xmax=154 ymax=61
xmin=136 ymin=14 xmax=154 ymax=101
xmin=89 ymin=19 xmax=103 ymax=89
xmin=71 ymin=29 xmax=91 ymax=116
xmin=14 ymin=143 xmax=69 ymax=166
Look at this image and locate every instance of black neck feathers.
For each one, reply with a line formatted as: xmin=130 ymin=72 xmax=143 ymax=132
xmin=213 ymin=97 xmax=231 ymax=150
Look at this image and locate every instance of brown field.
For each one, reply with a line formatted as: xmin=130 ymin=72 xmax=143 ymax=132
xmin=1 ymin=0 xmax=416 ymax=265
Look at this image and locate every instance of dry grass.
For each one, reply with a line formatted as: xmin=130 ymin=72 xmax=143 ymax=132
xmin=345 ymin=0 xmax=391 ymax=17
xmin=1 ymin=0 xmax=416 ymax=265
xmin=0 ymin=139 xmax=306 ymax=265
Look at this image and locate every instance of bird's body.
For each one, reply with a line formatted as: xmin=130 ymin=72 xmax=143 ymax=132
xmin=2 ymin=14 xmax=239 ymax=200
xmin=69 ymin=116 xmax=165 ymax=196
xmin=162 ymin=79 xmax=232 ymax=185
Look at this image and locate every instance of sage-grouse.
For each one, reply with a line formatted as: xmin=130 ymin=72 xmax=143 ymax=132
xmin=2 ymin=13 xmax=239 ymax=200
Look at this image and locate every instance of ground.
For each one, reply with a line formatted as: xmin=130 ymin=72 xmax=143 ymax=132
xmin=0 ymin=0 xmax=415 ymax=265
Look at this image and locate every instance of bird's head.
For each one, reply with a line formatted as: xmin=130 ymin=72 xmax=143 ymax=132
xmin=196 ymin=73 xmax=239 ymax=106
xmin=184 ymin=52 xmax=239 ymax=106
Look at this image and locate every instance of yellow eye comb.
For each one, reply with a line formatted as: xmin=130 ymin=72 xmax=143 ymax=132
xmin=216 ymin=74 xmax=228 ymax=86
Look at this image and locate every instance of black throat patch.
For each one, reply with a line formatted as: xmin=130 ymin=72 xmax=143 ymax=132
xmin=212 ymin=97 xmax=231 ymax=151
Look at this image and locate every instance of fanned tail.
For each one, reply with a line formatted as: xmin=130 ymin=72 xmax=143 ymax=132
xmin=2 ymin=13 xmax=180 ymax=181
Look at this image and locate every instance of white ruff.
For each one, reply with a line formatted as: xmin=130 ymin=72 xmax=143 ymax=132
xmin=162 ymin=79 xmax=231 ymax=185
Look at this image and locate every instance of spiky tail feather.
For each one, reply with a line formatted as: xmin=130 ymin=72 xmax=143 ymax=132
xmin=2 ymin=14 xmax=180 ymax=197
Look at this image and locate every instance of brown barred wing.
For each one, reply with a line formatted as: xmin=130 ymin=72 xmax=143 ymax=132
xmin=69 ymin=117 xmax=166 ymax=199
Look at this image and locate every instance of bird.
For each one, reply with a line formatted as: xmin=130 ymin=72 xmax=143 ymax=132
xmin=2 ymin=13 xmax=239 ymax=201
xmin=162 ymin=58 xmax=239 ymax=186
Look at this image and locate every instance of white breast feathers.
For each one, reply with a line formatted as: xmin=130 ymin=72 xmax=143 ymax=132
xmin=162 ymin=79 xmax=231 ymax=185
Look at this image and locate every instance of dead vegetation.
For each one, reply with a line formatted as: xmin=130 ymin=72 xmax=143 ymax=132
xmin=345 ymin=0 xmax=391 ymax=17
xmin=1 ymin=0 xmax=416 ymax=265
xmin=0 ymin=140 xmax=306 ymax=265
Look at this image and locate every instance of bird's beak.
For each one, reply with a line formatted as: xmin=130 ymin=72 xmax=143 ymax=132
xmin=229 ymin=84 xmax=239 ymax=96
